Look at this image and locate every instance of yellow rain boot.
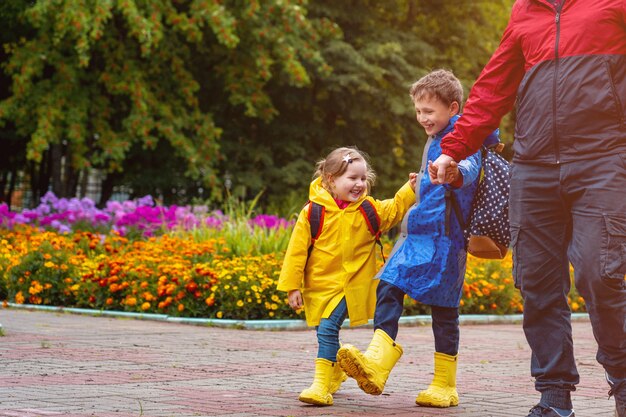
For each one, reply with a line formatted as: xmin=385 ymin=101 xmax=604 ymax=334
xmin=415 ymin=352 xmax=459 ymax=407
xmin=328 ymin=360 xmax=347 ymax=394
xmin=298 ymin=358 xmax=335 ymax=406
xmin=336 ymin=329 xmax=403 ymax=395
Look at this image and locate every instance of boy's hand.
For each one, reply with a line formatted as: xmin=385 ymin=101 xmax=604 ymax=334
xmin=428 ymin=160 xmax=459 ymax=184
xmin=409 ymin=172 xmax=418 ymax=191
xmin=429 ymin=154 xmax=456 ymax=184
xmin=288 ymin=289 xmax=303 ymax=310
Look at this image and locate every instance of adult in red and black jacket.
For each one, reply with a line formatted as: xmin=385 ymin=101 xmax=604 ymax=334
xmin=430 ymin=1 xmax=626 ymax=417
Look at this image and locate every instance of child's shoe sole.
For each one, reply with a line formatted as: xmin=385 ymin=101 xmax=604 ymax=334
xmin=337 ymin=345 xmax=382 ymax=395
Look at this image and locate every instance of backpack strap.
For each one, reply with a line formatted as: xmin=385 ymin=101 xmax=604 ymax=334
xmin=307 ymin=201 xmax=325 ymax=257
xmin=358 ymin=199 xmax=385 ymax=262
xmin=446 ymin=189 xmax=466 ymax=235
xmin=307 ymin=199 xmax=385 ymax=262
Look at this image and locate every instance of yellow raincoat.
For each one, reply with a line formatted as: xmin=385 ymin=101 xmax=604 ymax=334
xmin=278 ymin=177 xmax=415 ymax=327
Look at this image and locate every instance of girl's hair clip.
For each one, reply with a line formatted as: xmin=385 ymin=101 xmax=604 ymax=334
xmin=342 ymin=154 xmax=353 ymax=164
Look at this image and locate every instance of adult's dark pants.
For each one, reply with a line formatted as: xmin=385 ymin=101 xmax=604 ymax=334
xmin=374 ymin=280 xmax=460 ymax=356
xmin=509 ymin=153 xmax=626 ymax=409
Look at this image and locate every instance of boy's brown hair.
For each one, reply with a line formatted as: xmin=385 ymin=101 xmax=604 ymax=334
xmin=314 ymin=146 xmax=376 ymax=193
xmin=409 ymin=69 xmax=464 ymax=108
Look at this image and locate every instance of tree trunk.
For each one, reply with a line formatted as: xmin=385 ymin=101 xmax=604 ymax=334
xmin=0 ymin=171 xmax=7 ymax=203
xmin=66 ymin=163 xmax=79 ymax=198
xmin=7 ymin=170 xmax=16 ymax=209
xmin=29 ymin=153 xmax=51 ymax=208
xmin=50 ymin=143 xmax=65 ymax=197
xmin=78 ymin=169 xmax=88 ymax=198
xmin=99 ymin=172 xmax=122 ymax=208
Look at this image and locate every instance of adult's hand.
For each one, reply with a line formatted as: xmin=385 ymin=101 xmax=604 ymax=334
xmin=429 ymin=154 xmax=456 ymax=184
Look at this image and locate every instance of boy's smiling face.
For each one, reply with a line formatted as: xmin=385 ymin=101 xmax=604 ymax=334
xmin=413 ymin=94 xmax=459 ymax=136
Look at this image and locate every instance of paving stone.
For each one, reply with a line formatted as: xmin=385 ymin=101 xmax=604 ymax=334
xmin=0 ymin=309 xmax=616 ymax=417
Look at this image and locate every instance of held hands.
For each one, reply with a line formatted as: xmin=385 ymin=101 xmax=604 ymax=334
xmin=288 ymin=289 xmax=303 ymax=310
xmin=428 ymin=154 xmax=458 ymax=184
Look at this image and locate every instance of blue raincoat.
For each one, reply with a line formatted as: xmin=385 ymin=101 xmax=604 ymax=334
xmin=378 ymin=115 xmax=498 ymax=307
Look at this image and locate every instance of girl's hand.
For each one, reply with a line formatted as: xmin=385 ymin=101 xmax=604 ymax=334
xmin=409 ymin=172 xmax=418 ymax=191
xmin=288 ymin=289 xmax=303 ymax=310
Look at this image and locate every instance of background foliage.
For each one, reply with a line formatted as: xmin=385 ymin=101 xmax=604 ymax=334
xmin=0 ymin=193 xmax=586 ymax=319
xmin=0 ymin=0 xmax=515 ymax=211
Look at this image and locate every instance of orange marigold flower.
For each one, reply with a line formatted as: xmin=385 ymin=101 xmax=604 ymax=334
xmin=177 ymin=303 xmax=185 ymax=312
xmin=126 ymin=297 xmax=137 ymax=306
xmin=141 ymin=302 xmax=151 ymax=311
xmin=205 ymin=297 xmax=215 ymax=307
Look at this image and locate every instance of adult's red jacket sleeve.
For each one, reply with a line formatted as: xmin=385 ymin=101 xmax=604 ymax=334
xmin=440 ymin=5 xmax=527 ymax=162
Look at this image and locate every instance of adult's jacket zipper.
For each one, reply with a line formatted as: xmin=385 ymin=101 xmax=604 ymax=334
xmin=552 ymin=3 xmax=564 ymax=164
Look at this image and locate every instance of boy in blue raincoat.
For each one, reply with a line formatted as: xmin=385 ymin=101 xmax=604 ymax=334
xmin=337 ymin=69 xmax=500 ymax=408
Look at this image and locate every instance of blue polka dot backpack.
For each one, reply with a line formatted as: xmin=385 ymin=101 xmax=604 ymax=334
xmin=450 ymin=144 xmax=511 ymax=259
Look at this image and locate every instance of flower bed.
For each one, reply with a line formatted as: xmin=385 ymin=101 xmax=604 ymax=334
xmin=0 ymin=226 xmax=299 ymax=319
xmin=0 ymin=194 xmax=586 ymax=319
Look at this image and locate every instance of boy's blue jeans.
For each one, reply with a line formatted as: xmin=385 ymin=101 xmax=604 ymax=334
xmin=375 ymin=280 xmax=460 ymax=355
xmin=316 ymin=298 xmax=348 ymax=361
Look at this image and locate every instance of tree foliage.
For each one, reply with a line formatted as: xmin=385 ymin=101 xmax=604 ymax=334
xmin=218 ymin=0 xmax=515 ymax=208
xmin=0 ymin=0 xmax=329 ymax=203
xmin=0 ymin=0 xmax=515 ymax=209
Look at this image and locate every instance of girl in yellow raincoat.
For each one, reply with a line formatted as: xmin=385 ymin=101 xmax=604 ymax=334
xmin=278 ymin=146 xmax=416 ymax=406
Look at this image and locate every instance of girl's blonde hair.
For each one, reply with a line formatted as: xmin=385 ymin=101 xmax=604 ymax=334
xmin=314 ymin=146 xmax=376 ymax=193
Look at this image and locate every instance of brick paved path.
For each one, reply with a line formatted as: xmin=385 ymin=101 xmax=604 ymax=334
xmin=0 ymin=309 xmax=615 ymax=417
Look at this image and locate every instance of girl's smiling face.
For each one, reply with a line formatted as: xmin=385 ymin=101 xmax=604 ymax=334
xmin=330 ymin=159 xmax=368 ymax=202
xmin=414 ymin=94 xmax=459 ymax=136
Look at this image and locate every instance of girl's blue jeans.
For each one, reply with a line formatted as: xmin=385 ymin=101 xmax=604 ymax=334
xmin=316 ymin=297 xmax=348 ymax=361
